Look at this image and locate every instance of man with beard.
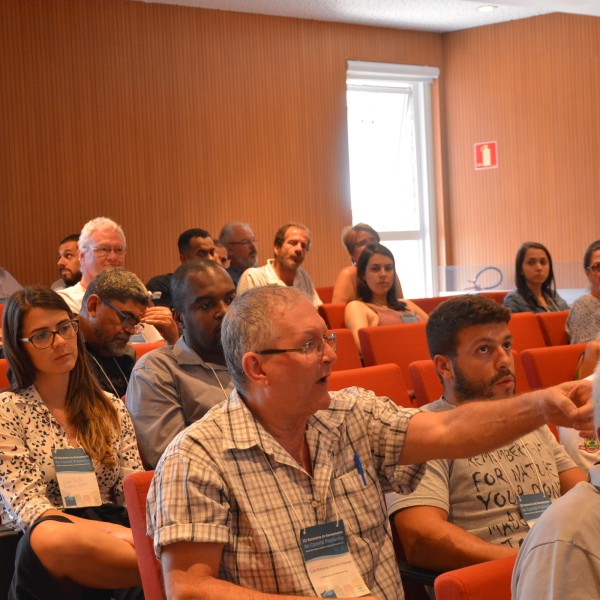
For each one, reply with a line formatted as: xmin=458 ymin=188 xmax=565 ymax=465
xmin=388 ymin=294 xmax=586 ymax=572
xmin=126 ymin=259 xmax=235 ymax=469
xmin=51 ymin=233 xmax=82 ymax=291
xmin=237 ymin=222 xmax=322 ymax=306
xmin=219 ymin=222 xmax=259 ymax=287
xmin=78 ymin=267 xmax=149 ymax=397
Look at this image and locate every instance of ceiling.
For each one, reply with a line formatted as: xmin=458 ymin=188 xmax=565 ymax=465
xmin=133 ymin=0 xmax=600 ymax=33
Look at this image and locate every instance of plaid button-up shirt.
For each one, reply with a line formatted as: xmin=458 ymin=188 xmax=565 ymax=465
xmin=148 ymin=387 xmax=424 ymax=599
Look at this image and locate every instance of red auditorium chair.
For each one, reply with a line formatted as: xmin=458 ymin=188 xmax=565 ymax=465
xmin=315 ymin=286 xmax=334 ymax=304
xmin=329 ymin=328 xmax=362 ymax=371
xmin=123 ymin=471 xmax=167 ymax=600
xmin=535 ymin=310 xmax=569 ymax=346
xmin=506 ymin=312 xmax=546 ymax=353
xmin=133 ymin=340 xmax=166 ymax=361
xmin=328 ymin=363 xmax=412 ymax=408
xmin=318 ymin=303 xmax=347 ymax=329
xmin=520 ymin=343 xmax=587 ymax=389
xmin=359 ymin=322 xmax=430 ymax=391
xmin=0 ymin=358 xmax=10 ymax=390
xmin=434 ymin=555 xmax=516 ymax=600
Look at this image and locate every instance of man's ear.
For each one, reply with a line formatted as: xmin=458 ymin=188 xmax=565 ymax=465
xmin=172 ymin=308 xmax=184 ymax=329
xmin=433 ymin=354 xmax=454 ymax=382
xmin=242 ymin=352 xmax=269 ymax=388
xmin=86 ymin=294 xmax=101 ymax=317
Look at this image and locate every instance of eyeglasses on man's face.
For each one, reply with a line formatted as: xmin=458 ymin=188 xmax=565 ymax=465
xmin=99 ymin=296 xmax=144 ymax=333
xmin=20 ymin=320 xmax=79 ymax=349
xmin=586 ymin=263 xmax=600 ymax=273
xmin=229 ymin=238 xmax=257 ymax=247
xmin=255 ymin=332 xmax=336 ymax=358
xmin=85 ymin=245 xmax=127 ymax=257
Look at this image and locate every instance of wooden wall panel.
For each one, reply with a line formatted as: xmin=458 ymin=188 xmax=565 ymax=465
xmin=0 ymin=0 xmax=441 ymax=288
xmin=442 ymin=14 xmax=600 ymax=285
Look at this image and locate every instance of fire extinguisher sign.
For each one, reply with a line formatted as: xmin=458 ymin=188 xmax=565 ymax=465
xmin=474 ymin=141 xmax=498 ymax=170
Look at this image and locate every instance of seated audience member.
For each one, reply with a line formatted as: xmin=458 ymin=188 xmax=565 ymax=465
xmin=219 ymin=221 xmax=258 ymax=287
xmin=237 ymin=222 xmax=322 ymax=306
xmin=0 ymin=286 xmax=143 ymax=599
xmin=78 ymin=268 xmax=150 ymax=398
xmin=214 ymin=241 xmax=230 ymax=269
xmin=0 ymin=267 xmax=22 ymax=298
xmin=503 ymin=242 xmax=568 ymax=313
xmin=344 ymin=243 xmax=428 ymax=351
xmin=389 ymin=294 xmax=584 ymax=572
xmin=146 ymin=228 xmax=217 ymax=308
xmin=127 ymin=259 xmax=235 ymax=469
xmin=512 ymin=364 xmax=600 ymax=600
xmin=567 ymin=239 xmax=600 ymax=343
xmin=332 ymin=223 xmax=403 ymax=303
xmin=51 ymin=234 xmax=82 ymax=291
xmin=58 ymin=216 xmax=178 ymax=343
xmin=147 ymin=285 xmax=591 ymax=599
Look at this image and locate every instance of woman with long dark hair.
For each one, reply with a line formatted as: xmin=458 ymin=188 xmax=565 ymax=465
xmin=0 ymin=286 xmax=142 ymax=599
xmin=503 ymin=242 xmax=568 ymax=313
xmin=344 ymin=243 xmax=428 ymax=351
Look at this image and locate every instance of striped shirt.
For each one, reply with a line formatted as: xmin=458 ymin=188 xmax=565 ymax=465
xmin=147 ymin=387 xmax=423 ymax=599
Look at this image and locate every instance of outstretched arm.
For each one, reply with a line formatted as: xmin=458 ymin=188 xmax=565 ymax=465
xmin=400 ymin=380 xmax=593 ymax=465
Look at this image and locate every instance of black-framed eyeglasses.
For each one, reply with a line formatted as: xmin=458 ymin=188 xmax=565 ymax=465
xmin=99 ymin=296 xmax=144 ymax=333
xmin=255 ymin=332 xmax=336 ymax=358
xmin=20 ymin=320 xmax=79 ymax=349
xmin=229 ymin=238 xmax=257 ymax=247
xmin=85 ymin=245 xmax=126 ymax=257
xmin=586 ymin=263 xmax=600 ymax=273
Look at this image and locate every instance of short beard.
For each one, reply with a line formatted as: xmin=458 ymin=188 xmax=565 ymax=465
xmin=61 ymin=271 xmax=82 ymax=286
xmin=452 ymin=361 xmax=515 ymax=402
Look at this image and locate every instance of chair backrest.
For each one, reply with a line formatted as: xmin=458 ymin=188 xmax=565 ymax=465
xmin=409 ymin=360 xmax=442 ymax=407
xmin=507 ymin=312 xmax=546 ymax=352
xmin=520 ymin=343 xmax=587 ymax=389
xmin=315 ymin=286 xmax=334 ymax=304
xmin=410 ymin=297 xmax=447 ymax=314
xmin=536 ymin=310 xmax=569 ymax=346
xmin=317 ymin=303 xmax=346 ymax=329
xmin=409 ymin=351 xmax=529 ymax=408
xmin=328 ymin=363 xmax=412 ymax=408
xmin=133 ymin=341 xmax=166 ymax=361
xmin=123 ymin=471 xmax=166 ymax=600
xmin=434 ymin=555 xmax=516 ymax=600
xmin=0 ymin=358 xmax=10 ymax=390
xmin=330 ymin=328 xmax=362 ymax=371
xmin=478 ymin=290 xmax=508 ymax=304
xmin=359 ymin=323 xmax=430 ymax=389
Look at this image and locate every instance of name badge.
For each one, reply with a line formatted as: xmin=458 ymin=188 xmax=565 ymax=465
xmin=517 ymin=493 xmax=551 ymax=528
xmin=401 ymin=313 xmax=420 ymax=323
xmin=52 ymin=448 xmax=102 ymax=508
xmin=300 ymin=520 xmax=371 ymax=598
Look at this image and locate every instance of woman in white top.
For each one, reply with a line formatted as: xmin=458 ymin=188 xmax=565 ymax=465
xmin=0 ymin=286 xmax=143 ymax=599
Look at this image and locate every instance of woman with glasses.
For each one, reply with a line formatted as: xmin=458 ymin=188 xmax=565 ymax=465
xmin=332 ymin=223 xmax=404 ymax=304
xmin=567 ymin=240 xmax=600 ymax=344
xmin=0 ymin=286 xmax=143 ymax=599
xmin=344 ymin=244 xmax=428 ymax=351
xmin=502 ymin=242 xmax=569 ymax=314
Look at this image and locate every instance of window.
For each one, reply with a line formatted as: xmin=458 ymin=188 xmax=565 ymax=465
xmin=346 ymin=61 xmax=439 ymax=298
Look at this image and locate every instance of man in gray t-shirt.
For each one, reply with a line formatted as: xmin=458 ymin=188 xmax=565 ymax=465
xmin=388 ymin=294 xmax=585 ymax=572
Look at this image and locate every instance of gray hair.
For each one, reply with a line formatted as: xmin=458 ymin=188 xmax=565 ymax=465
xmin=219 ymin=222 xmax=253 ymax=245
xmin=79 ymin=217 xmax=126 ymax=251
xmin=222 ymin=286 xmax=306 ymax=392
xmin=81 ymin=268 xmax=149 ymax=308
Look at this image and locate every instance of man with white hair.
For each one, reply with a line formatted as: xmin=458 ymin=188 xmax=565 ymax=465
xmin=219 ymin=222 xmax=258 ymax=287
xmin=58 ymin=216 xmax=178 ymax=343
xmin=512 ymin=364 xmax=600 ymax=599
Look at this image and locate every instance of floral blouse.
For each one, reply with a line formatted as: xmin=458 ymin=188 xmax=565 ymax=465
xmin=0 ymin=385 xmax=143 ymax=531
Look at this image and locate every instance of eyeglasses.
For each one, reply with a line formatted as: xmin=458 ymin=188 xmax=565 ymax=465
xmin=255 ymin=332 xmax=336 ymax=358
xmin=21 ymin=320 xmax=79 ymax=349
xmin=85 ymin=245 xmax=126 ymax=257
xmin=229 ymin=238 xmax=257 ymax=247
xmin=586 ymin=263 xmax=600 ymax=273
xmin=99 ymin=296 xmax=144 ymax=333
